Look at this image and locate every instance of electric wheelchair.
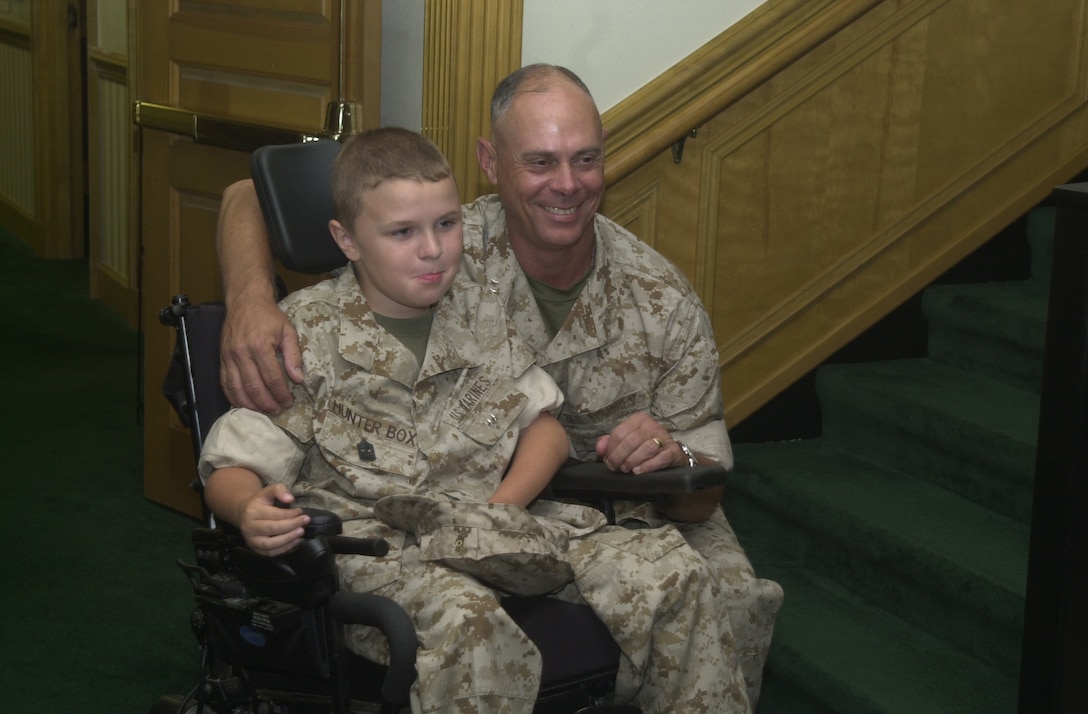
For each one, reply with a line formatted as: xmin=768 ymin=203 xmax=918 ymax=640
xmin=152 ymin=139 xmax=729 ymax=714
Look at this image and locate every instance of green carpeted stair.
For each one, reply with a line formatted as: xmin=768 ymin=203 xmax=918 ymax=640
xmin=727 ymin=207 xmax=1054 ymax=712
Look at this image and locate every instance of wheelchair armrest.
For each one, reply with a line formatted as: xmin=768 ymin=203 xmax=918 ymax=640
xmin=549 ymin=458 xmax=727 ymax=501
xmin=328 ymin=591 xmax=418 ymax=703
xmin=327 ymin=535 xmax=390 ymax=557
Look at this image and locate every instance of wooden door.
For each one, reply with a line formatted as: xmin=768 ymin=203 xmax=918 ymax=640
xmin=134 ymin=1 xmax=382 ymax=517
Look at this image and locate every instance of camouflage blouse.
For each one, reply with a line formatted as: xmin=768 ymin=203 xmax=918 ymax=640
xmin=199 ymin=269 xmax=567 ymax=589
xmin=459 ymin=195 xmax=732 ymax=467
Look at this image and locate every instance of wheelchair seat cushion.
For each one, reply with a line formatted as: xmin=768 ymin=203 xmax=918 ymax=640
xmin=374 ymin=494 xmax=575 ymax=596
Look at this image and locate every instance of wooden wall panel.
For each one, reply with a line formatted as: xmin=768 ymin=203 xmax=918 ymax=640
xmin=87 ymin=49 xmax=137 ymax=327
xmin=602 ymin=0 xmax=1088 ymax=425
xmin=0 ymin=33 xmax=34 ymax=220
xmin=422 ymin=0 xmax=522 ymax=201
xmin=0 ymin=4 xmax=81 ymax=257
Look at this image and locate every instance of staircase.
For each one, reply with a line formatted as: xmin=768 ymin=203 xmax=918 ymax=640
xmin=726 ymin=206 xmax=1055 ymax=713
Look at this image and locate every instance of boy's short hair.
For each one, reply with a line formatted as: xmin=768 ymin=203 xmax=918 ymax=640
xmin=331 ymin=127 xmax=455 ymax=228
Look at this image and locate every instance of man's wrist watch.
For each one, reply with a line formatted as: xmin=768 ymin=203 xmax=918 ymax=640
xmin=675 ymin=440 xmax=699 ymax=468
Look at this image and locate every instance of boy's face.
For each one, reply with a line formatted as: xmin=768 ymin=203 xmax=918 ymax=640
xmin=330 ymin=176 xmax=463 ymax=319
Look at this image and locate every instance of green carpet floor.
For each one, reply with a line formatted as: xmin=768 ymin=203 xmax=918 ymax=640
xmin=0 ymin=228 xmax=202 ymax=711
xmin=726 ymin=207 xmax=1053 ymax=712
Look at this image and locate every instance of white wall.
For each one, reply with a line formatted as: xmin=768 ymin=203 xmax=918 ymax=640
xmin=380 ymin=0 xmax=426 ymax=129
xmin=522 ymin=0 xmax=765 ymax=113
xmin=379 ymin=0 xmax=765 ymax=128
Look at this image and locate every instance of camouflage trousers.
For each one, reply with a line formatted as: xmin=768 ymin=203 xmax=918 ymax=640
xmin=678 ymin=508 xmax=784 ymax=709
xmin=345 ymin=522 xmax=750 ymax=714
xmin=559 ymin=523 xmax=751 ymax=714
xmin=347 ymin=544 xmax=540 ymax=714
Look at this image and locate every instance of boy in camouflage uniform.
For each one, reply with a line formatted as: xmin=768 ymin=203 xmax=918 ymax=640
xmin=200 ymin=128 xmax=748 ymax=713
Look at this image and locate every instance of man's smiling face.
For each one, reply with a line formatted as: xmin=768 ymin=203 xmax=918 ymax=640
xmin=483 ymin=78 xmax=605 ymax=259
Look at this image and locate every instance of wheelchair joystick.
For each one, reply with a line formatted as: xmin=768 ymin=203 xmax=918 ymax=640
xmin=300 ymin=507 xmax=342 ymax=538
xmin=274 ymin=501 xmax=390 ymax=557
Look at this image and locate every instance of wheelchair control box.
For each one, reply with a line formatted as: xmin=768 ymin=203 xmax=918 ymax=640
xmin=180 ymin=528 xmax=339 ymax=681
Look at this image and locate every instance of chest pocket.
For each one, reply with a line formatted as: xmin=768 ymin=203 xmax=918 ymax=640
xmin=317 ymin=409 xmax=419 ymax=495
xmin=449 ymin=377 xmax=529 ymax=446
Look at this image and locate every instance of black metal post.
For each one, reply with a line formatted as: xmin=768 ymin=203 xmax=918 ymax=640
xmin=1018 ymin=183 xmax=1088 ymax=712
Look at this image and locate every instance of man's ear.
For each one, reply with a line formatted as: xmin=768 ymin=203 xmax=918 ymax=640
xmin=476 ymin=137 xmax=498 ymax=184
xmin=328 ymin=220 xmax=359 ymax=261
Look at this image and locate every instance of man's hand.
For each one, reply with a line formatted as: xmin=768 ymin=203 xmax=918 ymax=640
xmin=219 ymin=295 xmax=303 ymax=414
xmin=236 ymin=483 xmax=310 ymax=557
xmin=216 ymin=178 xmax=303 ymax=414
xmin=595 ymin=411 xmax=684 ymax=474
xmin=595 ymin=411 xmax=724 ymax=523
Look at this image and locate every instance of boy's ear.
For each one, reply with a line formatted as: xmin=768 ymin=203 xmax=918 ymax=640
xmin=328 ymin=220 xmax=359 ymax=261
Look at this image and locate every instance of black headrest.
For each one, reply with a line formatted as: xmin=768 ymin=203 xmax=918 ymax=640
xmin=250 ymin=140 xmax=345 ymax=274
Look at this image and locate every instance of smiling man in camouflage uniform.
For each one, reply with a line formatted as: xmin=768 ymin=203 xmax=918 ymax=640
xmin=471 ymin=64 xmax=780 ymax=707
